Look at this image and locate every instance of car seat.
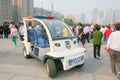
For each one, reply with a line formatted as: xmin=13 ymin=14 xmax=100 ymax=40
xmin=27 ymin=29 xmax=36 ymax=45
xmin=35 ymin=29 xmax=49 ymax=48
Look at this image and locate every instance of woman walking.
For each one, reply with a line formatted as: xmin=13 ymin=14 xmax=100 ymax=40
xmin=10 ymin=24 xmax=18 ymax=46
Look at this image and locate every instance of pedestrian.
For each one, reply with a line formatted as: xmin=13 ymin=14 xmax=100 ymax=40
xmin=78 ymin=23 xmax=85 ymax=47
xmin=0 ymin=25 xmax=3 ymax=38
xmin=89 ymin=24 xmax=94 ymax=40
xmin=104 ymin=26 xmax=112 ymax=43
xmin=92 ymin=24 xmax=103 ymax=59
xmin=10 ymin=23 xmax=18 ymax=46
xmin=9 ymin=22 xmax=13 ymax=31
xmin=9 ymin=22 xmax=13 ymax=29
xmin=105 ymin=24 xmax=120 ymax=79
xmin=76 ymin=23 xmax=80 ymax=43
xmin=100 ymin=25 xmax=108 ymax=44
xmin=19 ymin=23 xmax=24 ymax=42
xmin=83 ymin=24 xmax=90 ymax=43
xmin=72 ymin=24 xmax=76 ymax=35
xmin=3 ymin=22 xmax=9 ymax=38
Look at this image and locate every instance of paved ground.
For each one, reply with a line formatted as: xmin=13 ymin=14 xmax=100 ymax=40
xmin=0 ymin=38 xmax=119 ymax=80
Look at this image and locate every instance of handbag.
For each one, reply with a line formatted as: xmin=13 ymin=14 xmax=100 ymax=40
xmin=10 ymin=34 xmax=14 ymax=38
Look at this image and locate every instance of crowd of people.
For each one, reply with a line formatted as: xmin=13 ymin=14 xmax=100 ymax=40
xmin=72 ymin=23 xmax=114 ymax=46
xmin=0 ymin=21 xmax=120 ymax=79
xmin=0 ymin=22 xmax=25 ymax=46
xmin=0 ymin=22 xmax=10 ymax=38
xmin=72 ymin=23 xmax=120 ymax=79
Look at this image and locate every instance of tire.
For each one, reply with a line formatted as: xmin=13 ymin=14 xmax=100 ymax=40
xmin=46 ymin=59 xmax=57 ymax=78
xmin=23 ymin=47 xmax=31 ymax=58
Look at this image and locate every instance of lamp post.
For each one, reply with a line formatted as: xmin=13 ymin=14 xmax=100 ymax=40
xmin=51 ymin=2 xmax=53 ymax=16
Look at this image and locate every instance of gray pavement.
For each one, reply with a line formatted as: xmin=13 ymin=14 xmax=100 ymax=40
xmin=0 ymin=38 xmax=119 ymax=80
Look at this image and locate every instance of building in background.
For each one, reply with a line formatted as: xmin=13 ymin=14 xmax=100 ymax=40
xmin=104 ymin=8 xmax=113 ymax=24
xmin=12 ymin=0 xmax=34 ymax=24
xmin=21 ymin=0 xmax=34 ymax=18
xmin=18 ymin=0 xmax=34 ymax=23
xmin=91 ymin=8 xmax=98 ymax=24
xmin=34 ymin=7 xmax=64 ymax=20
xmin=0 ymin=0 xmax=34 ymax=25
xmin=79 ymin=13 xmax=86 ymax=23
xmin=96 ymin=11 xmax=104 ymax=24
xmin=34 ymin=7 xmax=51 ymax=16
xmin=0 ymin=0 xmax=120 ymax=25
xmin=112 ymin=9 xmax=120 ymax=23
xmin=0 ymin=0 xmax=13 ymax=25
xmin=91 ymin=8 xmax=120 ymax=25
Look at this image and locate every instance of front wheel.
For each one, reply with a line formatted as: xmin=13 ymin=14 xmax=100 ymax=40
xmin=46 ymin=59 xmax=57 ymax=78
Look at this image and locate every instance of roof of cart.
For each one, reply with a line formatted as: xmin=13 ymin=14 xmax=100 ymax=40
xmin=25 ymin=15 xmax=55 ymax=20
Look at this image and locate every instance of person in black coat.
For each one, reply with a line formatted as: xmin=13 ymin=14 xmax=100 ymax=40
xmin=0 ymin=25 xmax=3 ymax=38
xmin=3 ymin=22 xmax=10 ymax=38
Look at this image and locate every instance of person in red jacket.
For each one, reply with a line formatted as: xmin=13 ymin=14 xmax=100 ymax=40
xmin=104 ymin=26 xmax=112 ymax=43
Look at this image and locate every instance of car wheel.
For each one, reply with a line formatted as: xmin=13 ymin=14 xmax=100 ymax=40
xmin=46 ymin=59 xmax=57 ymax=78
xmin=23 ymin=47 xmax=31 ymax=58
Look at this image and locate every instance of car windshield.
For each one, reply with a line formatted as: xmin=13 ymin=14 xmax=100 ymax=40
xmin=42 ymin=19 xmax=75 ymax=40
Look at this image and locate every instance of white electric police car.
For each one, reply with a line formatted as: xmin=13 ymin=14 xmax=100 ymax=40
xmin=22 ymin=15 xmax=86 ymax=78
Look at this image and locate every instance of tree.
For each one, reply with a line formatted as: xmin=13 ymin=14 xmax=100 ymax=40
xmin=63 ymin=18 xmax=74 ymax=26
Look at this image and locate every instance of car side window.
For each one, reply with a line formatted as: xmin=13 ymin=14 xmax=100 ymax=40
xmin=26 ymin=21 xmax=49 ymax=48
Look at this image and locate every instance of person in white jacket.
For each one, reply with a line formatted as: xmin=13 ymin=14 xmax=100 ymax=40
xmin=19 ymin=23 xmax=24 ymax=41
xmin=106 ymin=24 xmax=120 ymax=79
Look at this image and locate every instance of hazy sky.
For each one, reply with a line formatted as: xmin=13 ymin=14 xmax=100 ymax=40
xmin=34 ymin=0 xmax=120 ymax=16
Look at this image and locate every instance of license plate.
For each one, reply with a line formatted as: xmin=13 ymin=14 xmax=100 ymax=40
xmin=68 ymin=56 xmax=84 ymax=66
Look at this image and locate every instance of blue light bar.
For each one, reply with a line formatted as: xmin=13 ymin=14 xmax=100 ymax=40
xmin=33 ymin=15 xmax=45 ymax=19
xmin=33 ymin=15 xmax=54 ymax=19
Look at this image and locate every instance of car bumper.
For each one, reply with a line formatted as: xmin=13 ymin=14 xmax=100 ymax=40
xmin=46 ymin=47 xmax=86 ymax=70
xmin=61 ymin=52 xmax=85 ymax=70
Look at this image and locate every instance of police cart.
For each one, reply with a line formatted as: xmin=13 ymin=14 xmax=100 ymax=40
xmin=22 ymin=15 xmax=86 ymax=78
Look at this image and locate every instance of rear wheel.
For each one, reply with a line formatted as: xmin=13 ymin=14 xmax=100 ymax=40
xmin=23 ymin=47 xmax=31 ymax=58
xmin=46 ymin=59 xmax=57 ymax=78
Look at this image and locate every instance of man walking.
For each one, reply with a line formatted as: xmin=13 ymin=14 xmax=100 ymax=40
xmin=106 ymin=24 xmax=120 ymax=79
xmin=83 ymin=24 xmax=90 ymax=43
xmin=19 ymin=23 xmax=24 ymax=42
